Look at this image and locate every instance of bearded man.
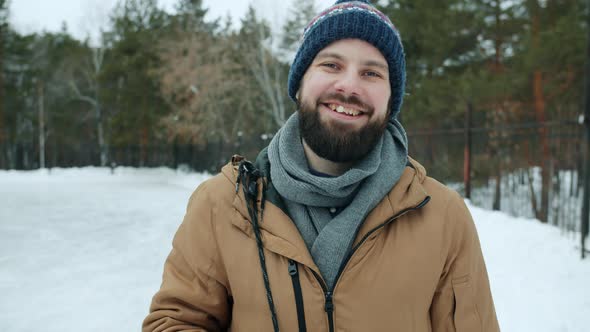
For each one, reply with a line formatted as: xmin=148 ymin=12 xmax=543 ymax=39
xmin=143 ymin=1 xmax=500 ymax=331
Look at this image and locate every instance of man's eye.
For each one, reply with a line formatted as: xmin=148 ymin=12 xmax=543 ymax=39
xmin=364 ymin=71 xmax=381 ymax=78
xmin=321 ymin=63 xmax=339 ymax=69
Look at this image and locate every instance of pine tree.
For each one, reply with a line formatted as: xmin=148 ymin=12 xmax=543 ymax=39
xmin=379 ymin=0 xmax=483 ymax=127
xmin=102 ymin=0 xmax=170 ymax=165
xmin=2 ymin=25 xmax=32 ymax=168
xmin=174 ymin=0 xmax=217 ymax=33
xmin=280 ymin=0 xmax=317 ymax=60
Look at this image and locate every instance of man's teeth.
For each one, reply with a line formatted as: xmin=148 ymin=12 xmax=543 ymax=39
xmin=329 ymin=104 xmax=362 ymax=116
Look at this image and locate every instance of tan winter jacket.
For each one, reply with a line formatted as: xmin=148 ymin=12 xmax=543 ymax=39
xmin=143 ymin=156 xmax=500 ymax=332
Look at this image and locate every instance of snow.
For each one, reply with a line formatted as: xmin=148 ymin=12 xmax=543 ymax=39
xmin=448 ymin=167 xmax=583 ymax=232
xmin=472 ymin=207 xmax=590 ymax=332
xmin=1 ymin=167 xmax=589 ymax=331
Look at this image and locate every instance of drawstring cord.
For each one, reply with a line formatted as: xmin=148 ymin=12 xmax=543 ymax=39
xmin=236 ymin=161 xmax=279 ymax=332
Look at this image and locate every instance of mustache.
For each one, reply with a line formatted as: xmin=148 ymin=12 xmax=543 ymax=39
xmin=318 ymin=92 xmax=374 ymax=113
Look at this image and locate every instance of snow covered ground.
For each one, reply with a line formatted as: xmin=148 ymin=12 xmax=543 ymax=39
xmin=0 ymin=167 xmax=588 ymax=331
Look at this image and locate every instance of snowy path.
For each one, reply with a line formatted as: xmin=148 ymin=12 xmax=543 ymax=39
xmin=0 ymin=168 xmax=588 ymax=331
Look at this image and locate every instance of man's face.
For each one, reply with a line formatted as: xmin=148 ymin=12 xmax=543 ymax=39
xmin=298 ymin=39 xmax=391 ymax=163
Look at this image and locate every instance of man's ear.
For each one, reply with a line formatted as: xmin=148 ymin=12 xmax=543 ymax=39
xmin=296 ymin=90 xmax=300 ymax=101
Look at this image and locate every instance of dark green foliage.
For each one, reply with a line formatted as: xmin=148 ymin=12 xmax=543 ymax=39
xmin=0 ymin=0 xmax=586 ymax=171
xmin=378 ymin=0 xmax=586 ymax=129
xmin=281 ymin=0 xmax=317 ymax=57
xmin=379 ymin=0 xmax=486 ymax=126
xmin=102 ymin=0 xmax=170 ymax=151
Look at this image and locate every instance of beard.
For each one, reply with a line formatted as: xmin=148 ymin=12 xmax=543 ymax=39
xmin=298 ymin=92 xmax=390 ymax=163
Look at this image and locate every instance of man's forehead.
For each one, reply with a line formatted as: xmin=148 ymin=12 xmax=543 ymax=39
xmin=314 ymin=40 xmax=389 ymax=70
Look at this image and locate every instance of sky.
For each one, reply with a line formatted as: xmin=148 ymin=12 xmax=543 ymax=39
xmin=8 ymin=0 xmax=335 ymax=43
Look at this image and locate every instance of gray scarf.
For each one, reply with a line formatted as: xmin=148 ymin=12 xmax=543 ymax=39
xmin=267 ymin=113 xmax=408 ymax=289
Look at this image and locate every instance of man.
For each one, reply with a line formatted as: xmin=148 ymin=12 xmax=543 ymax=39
xmin=143 ymin=0 xmax=500 ymax=331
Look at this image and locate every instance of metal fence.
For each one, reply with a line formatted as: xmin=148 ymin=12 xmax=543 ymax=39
xmin=0 ymin=136 xmax=271 ymax=173
xmin=407 ymin=120 xmax=586 ymax=232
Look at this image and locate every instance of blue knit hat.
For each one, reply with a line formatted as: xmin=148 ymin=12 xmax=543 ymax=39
xmin=287 ymin=0 xmax=405 ymax=120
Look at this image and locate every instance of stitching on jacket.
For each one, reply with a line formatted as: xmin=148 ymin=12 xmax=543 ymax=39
xmin=209 ymin=188 xmax=230 ymax=291
xmin=439 ymin=191 xmax=456 ymax=276
xmin=451 ymin=274 xmax=483 ymax=331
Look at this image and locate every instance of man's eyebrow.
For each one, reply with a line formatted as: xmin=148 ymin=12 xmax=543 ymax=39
xmin=315 ymin=52 xmax=388 ymax=71
xmin=363 ymin=60 xmax=388 ymax=71
xmin=315 ymin=52 xmax=345 ymax=61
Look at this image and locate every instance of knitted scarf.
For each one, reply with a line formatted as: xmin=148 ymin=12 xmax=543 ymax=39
xmin=267 ymin=113 xmax=408 ymax=289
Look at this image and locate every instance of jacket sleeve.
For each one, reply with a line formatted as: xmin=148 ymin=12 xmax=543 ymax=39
xmin=430 ymin=192 xmax=500 ymax=332
xmin=143 ymin=182 xmax=231 ymax=332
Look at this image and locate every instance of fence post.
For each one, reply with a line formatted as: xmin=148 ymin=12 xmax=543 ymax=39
xmin=583 ymin=118 xmax=589 ymax=260
xmin=173 ymin=137 xmax=179 ymax=170
xmin=582 ymin=0 xmax=590 ymax=259
xmin=464 ymin=101 xmax=473 ymax=199
xmin=583 ymin=108 xmax=590 ymax=259
xmin=38 ymin=81 xmax=46 ymax=169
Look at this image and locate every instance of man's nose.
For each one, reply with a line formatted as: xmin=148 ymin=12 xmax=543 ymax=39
xmin=333 ymin=70 xmax=361 ymax=96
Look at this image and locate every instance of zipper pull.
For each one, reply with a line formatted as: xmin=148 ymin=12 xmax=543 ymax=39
xmin=288 ymin=259 xmax=298 ymax=276
xmin=325 ymin=291 xmax=334 ymax=314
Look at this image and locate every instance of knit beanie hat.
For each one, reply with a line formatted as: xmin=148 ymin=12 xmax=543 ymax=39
xmin=287 ymin=0 xmax=405 ymax=120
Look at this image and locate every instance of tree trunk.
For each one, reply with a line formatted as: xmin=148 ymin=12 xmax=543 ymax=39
xmin=0 ymin=23 xmax=4 ymax=169
xmin=38 ymin=82 xmax=46 ymax=169
xmin=0 ymin=3 xmax=9 ymax=169
xmin=95 ymin=94 xmax=107 ymax=166
xmin=7 ymin=144 xmax=14 ymax=169
xmin=93 ymin=48 xmax=107 ymax=167
xmin=532 ymin=7 xmax=551 ymax=222
xmin=523 ymin=140 xmax=540 ymax=217
xmin=493 ymin=162 xmax=502 ymax=211
xmin=246 ymin=23 xmax=287 ymax=128
xmin=51 ymin=133 xmax=57 ymax=168
xmin=581 ymin=0 xmax=590 ymax=258
xmin=534 ymin=78 xmax=551 ymax=223
xmin=464 ymin=101 xmax=473 ymax=199
xmin=140 ymin=124 xmax=149 ymax=167
xmin=97 ymin=107 xmax=107 ymax=166
xmin=489 ymin=0 xmax=505 ymax=212
xmin=551 ymin=161 xmax=560 ymax=226
xmin=526 ymin=166 xmax=539 ymax=217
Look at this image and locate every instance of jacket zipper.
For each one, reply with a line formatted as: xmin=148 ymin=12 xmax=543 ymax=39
xmin=309 ymin=196 xmax=431 ymax=332
xmin=288 ymin=259 xmax=308 ymax=332
xmin=324 ymin=291 xmax=334 ymax=332
xmin=309 ymin=269 xmax=334 ymax=332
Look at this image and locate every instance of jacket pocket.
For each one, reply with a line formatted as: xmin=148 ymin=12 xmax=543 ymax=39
xmin=452 ymin=275 xmax=481 ymax=332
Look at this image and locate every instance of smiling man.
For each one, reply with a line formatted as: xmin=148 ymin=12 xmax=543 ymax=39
xmin=143 ymin=1 xmax=500 ymax=331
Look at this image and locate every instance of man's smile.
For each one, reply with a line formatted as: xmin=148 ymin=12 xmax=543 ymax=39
xmin=320 ymin=101 xmax=371 ymax=121
xmin=325 ymin=103 xmax=364 ymax=116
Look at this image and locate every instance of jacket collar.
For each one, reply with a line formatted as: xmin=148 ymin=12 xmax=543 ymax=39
xmin=353 ymin=157 xmax=429 ymax=246
xmin=221 ymin=155 xmax=429 ymax=272
xmin=222 ymin=155 xmax=319 ymax=272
